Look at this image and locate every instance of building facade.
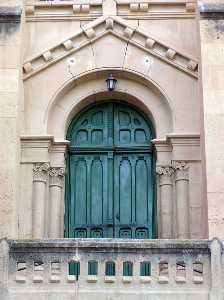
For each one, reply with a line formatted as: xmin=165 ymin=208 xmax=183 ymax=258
xmin=0 ymin=0 xmax=224 ymax=299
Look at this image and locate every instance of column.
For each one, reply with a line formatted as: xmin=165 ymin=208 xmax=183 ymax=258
xmin=32 ymin=163 xmax=50 ymax=239
xmin=174 ymin=162 xmax=189 ymax=239
xmin=156 ymin=166 xmax=174 ymax=238
xmin=49 ymin=167 xmax=65 ymax=238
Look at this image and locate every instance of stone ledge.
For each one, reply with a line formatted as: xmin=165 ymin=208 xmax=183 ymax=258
xmin=7 ymin=238 xmax=210 ymax=254
xmin=0 ymin=6 xmax=22 ymax=22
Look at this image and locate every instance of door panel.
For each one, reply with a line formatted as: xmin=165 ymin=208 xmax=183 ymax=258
xmin=67 ymin=102 xmax=155 ymax=239
xmin=114 ymin=104 xmax=152 ymax=147
xmin=114 ymin=154 xmax=153 ymax=239
xmin=69 ymin=154 xmax=109 ymax=238
xmin=68 ymin=103 xmax=113 ymax=148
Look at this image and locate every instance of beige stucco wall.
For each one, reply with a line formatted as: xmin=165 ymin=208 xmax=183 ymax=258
xmin=0 ymin=1 xmax=24 ymax=238
xmin=0 ymin=0 xmax=210 ymax=239
xmin=199 ymin=0 xmax=224 ymax=238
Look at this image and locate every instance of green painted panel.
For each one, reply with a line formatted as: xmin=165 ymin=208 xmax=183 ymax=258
xmin=119 ymin=158 xmax=132 ymax=224
xmin=140 ymin=262 xmax=151 ymax=276
xmin=105 ymin=261 xmax=116 ymax=276
xmin=136 ymin=158 xmax=148 ymax=224
xmin=66 ymin=102 xmax=155 ymax=239
xmin=88 ymin=261 xmax=98 ymax=275
xmin=114 ymin=153 xmax=153 ymax=239
xmin=123 ymin=262 xmax=133 ymax=276
xmin=69 ymin=262 xmax=80 ymax=278
xmin=91 ymin=159 xmax=103 ymax=224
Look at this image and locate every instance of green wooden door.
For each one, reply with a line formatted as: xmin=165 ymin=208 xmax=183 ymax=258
xmin=66 ymin=102 xmax=155 ymax=239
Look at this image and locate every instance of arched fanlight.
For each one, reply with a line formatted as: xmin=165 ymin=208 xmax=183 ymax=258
xmin=106 ymin=74 xmax=117 ymax=91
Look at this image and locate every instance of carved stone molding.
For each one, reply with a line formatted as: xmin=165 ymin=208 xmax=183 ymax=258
xmin=156 ymin=166 xmax=174 ymax=177
xmin=49 ymin=167 xmax=65 ymax=187
xmin=33 ymin=163 xmax=50 ymax=182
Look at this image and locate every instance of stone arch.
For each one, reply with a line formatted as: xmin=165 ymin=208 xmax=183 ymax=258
xmin=46 ymin=69 xmax=173 ymax=140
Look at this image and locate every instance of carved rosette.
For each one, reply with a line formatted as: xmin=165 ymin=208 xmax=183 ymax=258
xmin=49 ymin=167 xmax=65 ymax=187
xmin=173 ymin=162 xmax=189 ymax=181
xmin=156 ymin=166 xmax=174 ymax=185
xmin=33 ymin=163 xmax=50 ymax=182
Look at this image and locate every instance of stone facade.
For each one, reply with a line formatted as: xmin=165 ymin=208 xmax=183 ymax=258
xmin=1 ymin=0 xmax=224 ymax=299
xmin=0 ymin=0 xmax=223 ymax=240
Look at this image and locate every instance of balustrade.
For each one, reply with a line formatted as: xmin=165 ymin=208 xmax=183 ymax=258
xmin=2 ymin=239 xmax=215 ymax=300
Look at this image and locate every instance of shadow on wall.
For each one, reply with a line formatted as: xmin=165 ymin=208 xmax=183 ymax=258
xmin=0 ymin=6 xmax=21 ymax=40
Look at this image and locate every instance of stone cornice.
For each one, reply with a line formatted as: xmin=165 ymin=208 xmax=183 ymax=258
xmin=23 ymin=16 xmax=198 ymax=80
xmin=25 ymin=0 xmax=102 ymax=20
xmin=25 ymin=0 xmax=196 ymax=21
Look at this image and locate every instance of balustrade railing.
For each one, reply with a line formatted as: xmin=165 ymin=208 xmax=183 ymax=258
xmin=0 ymin=238 xmax=223 ymax=300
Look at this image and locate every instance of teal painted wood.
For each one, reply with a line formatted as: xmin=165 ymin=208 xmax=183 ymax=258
xmin=66 ymin=102 xmax=155 ymax=239
xmin=88 ymin=261 xmax=98 ymax=275
xmin=123 ymin=262 xmax=133 ymax=276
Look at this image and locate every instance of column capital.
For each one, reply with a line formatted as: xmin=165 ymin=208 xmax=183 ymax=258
xmin=49 ymin=167 xmax=65 ymax=187
xmin=33 ymin=163 xmax=50 ymax=182
xmin=156 ymin=166 xmax=174 ymax=176
xmin=173 ymin=161 xmax=189 ymax=181
xmin=173 ymin=161 xmax=189 ymax=171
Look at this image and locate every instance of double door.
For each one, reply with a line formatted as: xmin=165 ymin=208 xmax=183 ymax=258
xmin=66 ymin=103 xmax=154 ymax=239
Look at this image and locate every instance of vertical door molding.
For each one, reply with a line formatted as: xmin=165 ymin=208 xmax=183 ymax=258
xmin=174 ymin=162 xmax=190 ymax=239
xmin=49 ymin=167 xmax=65 ymax=238
xmin=156 ymin=166 xmax=174 ymax=238
xmin=32 ymin=162 xmax=50 ymax=238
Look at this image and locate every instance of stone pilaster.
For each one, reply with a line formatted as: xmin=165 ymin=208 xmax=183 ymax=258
xmin=49 ymin=167 xmax=65 ymax=238
xmin=156 ymin=166 xmax=174 ymax=238
xmin=32 ymin=163 xmax=50 ymax=239
xmin=174 ymin=162 xmax=189 ymax=239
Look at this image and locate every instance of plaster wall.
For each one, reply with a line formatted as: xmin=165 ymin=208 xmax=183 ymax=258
xmin=199 ymin=0 xmax=224 ymax=238
xmin=0 ymin=2 xmax=23 ymax=238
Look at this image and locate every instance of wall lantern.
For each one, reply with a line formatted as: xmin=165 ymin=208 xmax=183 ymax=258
xmin=106 ymin=74 xmax=117 ymax=91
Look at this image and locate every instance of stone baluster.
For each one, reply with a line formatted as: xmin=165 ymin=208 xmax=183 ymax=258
xmin=156 ymin=166 xmax=174 ymax=238
xmin=49 ymin=167 xmax=65 ymax=238
xmin=32 ymin=163 xmax=50 ymax=239
xmin=174 ymin=162 xmax=189 ymax=239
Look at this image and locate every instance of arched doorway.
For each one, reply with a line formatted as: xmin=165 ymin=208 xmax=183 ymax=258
xmin=65 ymin=102 xmax=156 ymax=239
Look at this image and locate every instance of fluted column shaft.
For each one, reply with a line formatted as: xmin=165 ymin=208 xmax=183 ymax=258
xmin=157 ymin=166 xmax=174 ymax=238
xmin=49 ymin=167 xmax=65 ymax=238
xmin=174 ymin=162 xmax=189 ymax=239
xmin=32 ymin=163 xmax=50 ymax=239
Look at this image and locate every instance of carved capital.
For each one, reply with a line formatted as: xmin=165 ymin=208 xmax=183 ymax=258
xmin=173 ymin=162 xmax=189 ymax=181
xmin=156 ymin=166 xmax=174 ymax=177
xmin=33 ymin=163 xmax=50 ymax=182
xmin=49 ymin=167 xmax=65 ymax=187
xmin=173 ymin=161 xmax=188 ymax=171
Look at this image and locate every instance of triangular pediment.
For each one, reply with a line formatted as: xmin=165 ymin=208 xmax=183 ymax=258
xmin=23 ymin=16 xmax=198 ymax=80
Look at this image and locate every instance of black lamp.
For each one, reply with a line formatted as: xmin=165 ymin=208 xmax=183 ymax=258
xmin=106 ymin=74 xmax=117 ymax=91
